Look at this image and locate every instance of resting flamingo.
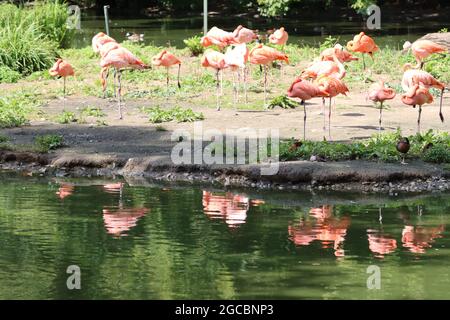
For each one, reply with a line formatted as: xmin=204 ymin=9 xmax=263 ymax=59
xmin=403 ymin=39 xmax=447 ymax=69
xmin=249 ymin=44 xmax=289 ymax=107
xmin=100 ymin=46 xmax=148 ymax=119
xmin=367 ymin=81 xmax=396 ymax=131
xmin=401 ymin=84 xmax=434 ymax=133
xmin=269 ymin=27 xmax=288 ymax=48
xmin=402 ymin=63 xmax=446 ymax=122
xmin=92 ymin=32 xmax=117 ymax=54
xmin=224 ymin=43 xmax=249 ymax=108
xmin=319 ymin=44 xmax=358 ymax=63
xmin=287 ymin=78 xmax=327 ymax=140
xmin=49 ymin=59 xmax=75 ymax=101
xmin=201 ymin=49 xmax=228 ymax=111
xmin=346 ymin=32 xmax=379 ymax=69
xmin=201 ymin=27 xmax=237 ymax=49
xmin=151 ymin=50 xmax=182 ymax=91
xmin=232 ymin=25 xmax=257 ymax=44
xmin=315 ymin=75 xmax=349 ymax=140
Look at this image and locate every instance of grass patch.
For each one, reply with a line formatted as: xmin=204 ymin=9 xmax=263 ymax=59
xmin=34 ymin=134 xmax=64 ymax=153
xmin=183 ymin=35 xmax=204 ymax=56
xmin=56 ymin=111 xmax=77 ymax=124
xmin=0 ymin=93 xmax=39 ymax=128
xmin=0 ymin=66 xmax=22 ymax=83
xmin=141 ymin=106 xmax=204 ymax=123
xmin=268 ymin=95 xmax=299 ymax=109
xmin=280 ymin=129 xmax=450 ymax=163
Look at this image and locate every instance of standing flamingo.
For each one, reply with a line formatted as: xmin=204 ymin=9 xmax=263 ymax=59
xmin=151 ymin=50 xmax=182 ymax=91
xmin=224 ymin=44 xmax=249 ymax=109
xmin=287 ymin=78 xmax=327 ymax=140
xmin=346 ymin=32 xmax=379 ymax=70
xmin=249 ymin=44 xmax=289 ymax=107
xmin=367 ymin=81 xmax=396 ymax=131
xmin=92 ymin=32 xmax=117 ymax=54
xmin=402 ymin=63 xmax=446 ymax=122
xmin=93 ymin=33 xmax=119 ymax=97
xmin=98 ymin=41 xmax=122 ymax=98
xmin=403 ymin=39 xmax=447 ymax=69
xmin=232 ymin=25 xmax=257 ymax=44
xmin=49 ymin=59 xmax=75 ymax=101
xmin=201 ymin=27 xmax=237 ymax=49
xmin=269 ymin=27 xmax=288 ymax=48
xmin=201 ymin=49 xmax=228 ymax=111
xmin=100 ymin=46 xmax=148 ymax=119
xmin=401 ymin=84 xmax=434 ymax=133
xmin=314 ymin=75 xmax=349 ymax=140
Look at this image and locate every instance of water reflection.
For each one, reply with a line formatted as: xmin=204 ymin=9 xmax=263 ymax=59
xmin=102 ymin=207 xmax=149 ymax=237
xmin=202 ymin=191 xmax=265 ymax=228
xmin=367 ymin=230 xmax=398 ymax=258
xmin=56 ymin=184 xmax=74 ymax=200
xmin=288 ymin=206 xmax=351 ymax=257
xmin=402 ymin=225 xmax=445 ymax=254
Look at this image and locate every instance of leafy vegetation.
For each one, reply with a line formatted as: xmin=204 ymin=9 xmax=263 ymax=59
xmin=34 ymin=134 xmax=64 ymax=153
xmin=0 ymin=66 xmax=22 ymax=83
xmin=280 ymin=130 xmax=450 ymax=163
xmin=141 ymin=106 xmax=205 ymax=123
xmin=56 ymin=111 xmax=78 ymax=124
xmin=183 ymin=35 xmax=204 ymax=56
xmin=268 ymin=95 xmax=299 ymax=109
xmin=0 ymin=93 xmax=39 ymax=128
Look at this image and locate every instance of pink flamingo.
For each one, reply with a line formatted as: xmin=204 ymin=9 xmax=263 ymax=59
xmin=232 ymin=25 xmax=257 ymax=44
xmin=201 ymin=27 xmax=237 ymax=49
xmin=49 ymin=59 xmax=75 ymax=100
xmin=249 ymin=44 xmax=289 ymax=107
xmin=287 ymin=77 xmax=327 ymax=140
xmin=403 ymin=39 xmax=447 ymax=69
xmin=269 ymin=27 xmax=288 ymax=47
xmin=92 ymin=32 xmax=117 ymax=54
xmin=319 ymin=44 xmax=358 ymax=63
xmin=315 ymin=75 xmax=349 ymax=140
xmin=151 ymin=50 xmax=182 ymax=90
xmin=100 ymin=46 xmax=148 ymax=119
xmin=201 ymin=49 xmax=228 ymax=111
xmin=224 ymin=43 xmax=249 ymax=108
xmin=367 ymin=81 xmax=396 ymax=131
xmin=402 ymin=63 xmax=446 ymax=122
xmin=346 ymin=32 xmax=379 ymax=69
xmin=401 ymin=84 xmax=434 ymax=133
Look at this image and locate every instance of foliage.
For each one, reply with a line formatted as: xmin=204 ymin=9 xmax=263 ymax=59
xmin=280 ymin=130 xmax=450 ymax=163
xmin=56 ymin=111 xmax=78 ymax=124
xmin=0 ymin=66 xmax=22 ymax=83
xmin=0 ymin=135 xmax=9 ymax=143
xmin=81 ymin=106 xmax=106 ymax=118
xmin=268 ymin=95 xmax=299 ymax=109
xmin=34 ymin=134 xmax=64 ymax=153
xmin=0 ymin=93 xmax=39 ymax=128
xmin=141 ymin=106 xmax=204 ymax=123
xmin=183 ymin=36 xmax=204 ymax=56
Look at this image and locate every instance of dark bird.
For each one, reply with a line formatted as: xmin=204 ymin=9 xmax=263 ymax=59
xmin=396 ymin=137 xmax=410 ymax=164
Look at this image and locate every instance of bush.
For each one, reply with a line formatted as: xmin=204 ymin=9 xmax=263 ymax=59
xmin=56 ymin=111 xmax=78 ymax=124
xmin=183 ymin=35 xmax=204 ymax=56
xmin=0 ymin=93 xmax=38 ymax=128
xmin=141 ymin=106 xmax=204 ymax=123
xmin=34 ymin=135 xmax=64 ymax=153
xmin=0 ymin=66 xmax=22 ymax=83
xmin=423 ymin=145 xmax=450 ymax=163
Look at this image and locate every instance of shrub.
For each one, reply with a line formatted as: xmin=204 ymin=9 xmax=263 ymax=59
xmin=34 ymin=135 xmax=64 ymax=153
xmin=0 ymin=66 xmax=22 ymax=83
xmin=0 ymin=93 xmax=38 ymax=128
xmin=183 ymin=35 xmax=204 ymax=56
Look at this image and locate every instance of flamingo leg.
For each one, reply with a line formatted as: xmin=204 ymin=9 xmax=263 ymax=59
xmin=118 ymin=70 xmax=123 ymax=120
xmin=177 ymin=64 xmax=181 ymax=89
xmin=322 ymin=98 xmax=326 ymax=140
xmin=63 ymin=77 xmax=66 ymax=100
xmin=328 ymin=98 xmax=332 ymax=140
xmin=166 ymin=67 xmax=170 ymax=101
xmin=244 ymin=66 xmax=248 ymax=104
xmin=378 ymin=101 xmax=383 ymax=132
xmin=417 ymin=105 xmax=422 ymax=134
xmin=232 ymin=71 xmax=237 ymax=112
xmin=439 ymin=88 xmax=444 ymax=122
xmin=264 ymin=65 xmax=268 ymax=109
xmin=302 ymin=100 xmax=307 ymax=141
xmin=220 ymin=70 xmax=223 ymax=96
xmin=113 ymin=68 xmax=117 ymax=98
xmin=216 ymin=69 xmax=220 ymax=111
xmin=362 ymin=54 xmax=366 ymax=70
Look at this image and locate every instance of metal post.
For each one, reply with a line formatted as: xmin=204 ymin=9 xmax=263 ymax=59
xmin=203 ymin=0 xmax=207 ymax=35
xmin=104 ymin=5 xmax=110 ymax=36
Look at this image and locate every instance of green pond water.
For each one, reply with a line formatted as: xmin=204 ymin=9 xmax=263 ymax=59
xmin=72 ymin=14 xmax=448 ymax=48
xmin=0 ymin=173 xmax=449 ymax=299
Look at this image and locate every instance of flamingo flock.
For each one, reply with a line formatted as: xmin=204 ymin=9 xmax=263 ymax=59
xmin=48 ymin=27 xmax=447 ymax=139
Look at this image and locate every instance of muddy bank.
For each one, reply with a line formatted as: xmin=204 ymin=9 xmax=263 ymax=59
xmin=0 ymin=150 xmax=449 ymax=193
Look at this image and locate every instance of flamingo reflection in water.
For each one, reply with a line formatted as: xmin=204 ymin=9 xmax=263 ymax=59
xmin=288 ymin=205 xmax=351 ymax=257
xmin=402 ymin=225 xmax=445 ymax=254
xmin=101 ymin=182 xmax=149 ymax=237
xmin=367 ymin=230 xmax=397 ymax=258
xmin=202 ymin=191 xmax=265 ymax=228
xmin=56 ymin=184 xmax=75 ymax=200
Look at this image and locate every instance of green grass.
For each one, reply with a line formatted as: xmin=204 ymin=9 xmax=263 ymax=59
xmin=0 ymin=92 xmax=39 ymax=128
xmin=183 ymin=35 xmax=204 ymax=56
xmin=0 ymin=66 xmax=22 ymax=83
xmin=34 ymin=134 xmax=64 ymax=153
xmin=56 ymin=111 xmax=77 ymax=124
xmin=279 ymin=129 xmax=450 ymax=163
xmin=141 ymin=105 xmax=205 ymax=123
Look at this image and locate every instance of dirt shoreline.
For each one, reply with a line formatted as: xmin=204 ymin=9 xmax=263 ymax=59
xmin=1 ymin=150 xmax=448 ymax=193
